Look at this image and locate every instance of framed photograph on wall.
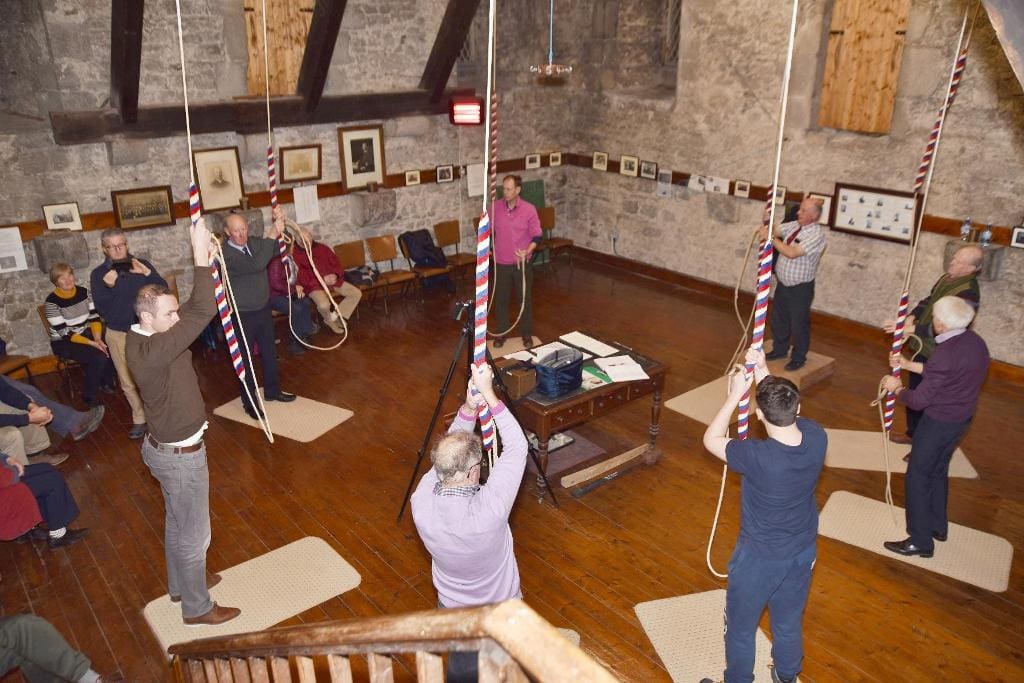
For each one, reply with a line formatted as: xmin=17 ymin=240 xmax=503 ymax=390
xmin=337 ymin=124 xmax=386 ymax=191
xmin=279 ymin=144 xmax=322 ymax=184
xmin=734 ymin=180 xmax=751 ymax=198
xmin=592 ymin=151 xmax=608 ymax=171
xmin=549 ymin=152 xmax=562 ymax=166
xmin=1010 ymin=226 xmax=1024 ymax=248
xmin=436 ymin=165 xmax=454 ymax=183
xmin=640 ymin=160 xmax=658 ymax=180
xmin=193 ymin=146 xmax=245 ymax=211
xmin=525 ymin=153 xmax=541 ymax=169
xmin=774 ymin=185 xmax=787 ymax=204
xmin=111 ymin=186 xmax=175 ymax=230
xmin=42 ymin=202 xmax=82 ymax=231
xmin=831 ymin=181 xmax=920 ymax=244
xmin=807 ymin=192 xmax=833 ymax=227
xmin=405 ymin=170 xmax=421 ymax=186
xmin=619 ymin=155 xmax=639 ymax=177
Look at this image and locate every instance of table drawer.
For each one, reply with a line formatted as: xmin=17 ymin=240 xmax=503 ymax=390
xmin=627 ymin=378 xmax=662 ymax=399
xmin=551 ymin=403 xmax=591 ymax=429
xmin=592 ymin=386 xmax=629 ymax=416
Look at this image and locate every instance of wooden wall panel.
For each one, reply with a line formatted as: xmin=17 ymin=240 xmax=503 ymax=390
xmin=244 ymin=0 xmax=316 ymax=96
xmin=818 ymin=0 xmax=911 ymax=134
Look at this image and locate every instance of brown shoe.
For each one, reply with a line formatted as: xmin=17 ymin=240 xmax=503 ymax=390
xmin=888 ymin=431 xmax=913 ymax=445
xmin=171 ymin=572 xmax=223 ymax=603
xmin=492 ymin=336 xmax=506 ymax=348
xmin=27 ymin=452 xmax=69 ymax=467
xmin=183 ymin=602 xmax=241 ymax=627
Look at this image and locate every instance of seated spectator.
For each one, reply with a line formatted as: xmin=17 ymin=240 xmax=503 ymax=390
xmin=0 ymin=613 xmax=118 ymax=681
xmin=0 ymin=455 xmax=88 ymax=549
xmin=293 ymin=228 xmax=362 ymax=333
xmin=267 ymin=242 xmax=318 ymax=356
xmin=43 ymin=263 xmax=116 ymax=407
xmin=0 ymin=377 xmax=104 ymax=467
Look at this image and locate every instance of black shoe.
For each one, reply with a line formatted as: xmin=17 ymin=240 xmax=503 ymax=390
xmin=243 ymin=403 xmax=264 ymax=420
xmin=784 ymin=359 xmax=806 ymax=371
xmin=933 ymin=531 xmax=948 ymax=542
xmin=492 ymin=337 xmax=506 ymax=348
xmin=265 ymin=391 xmax=297 ymax=402
xmin=765 ymin=348 xmax=788 ymax=361
xmin=883 ymin=538 xmax=933 ymax=558
xmin=16 ymin=527 xmax=48 ymax=543
xmin=48 ymin=528 xmax=89 ymax=549
xmin=770 ymin=665 xmax=795 ymax=683
xmin=100 ymin=384 xmax=117 ymax=395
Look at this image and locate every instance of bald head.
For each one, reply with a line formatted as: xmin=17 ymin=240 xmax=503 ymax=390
xmin=947 ymin=244 xmax=983 ymax=278
xmin=224 ymin=213 xmax=249 ymax=247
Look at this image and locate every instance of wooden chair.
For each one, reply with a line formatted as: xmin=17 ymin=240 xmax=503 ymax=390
xmin=538 ymin=206 xmax=573 ymax=275
xmin=397 ymin=232 xmax=452 ymax=299
xmin=433 ymin=220 xmax=476 ymax=277
xmin=36 ymin=304 xmax=77 ymax=398
xmin=365 ymin=235 xmax=417 ymax=306
xmin=0 ymin=354 xmax=33 ymax=385
xmin=334 ymin=239 xmax=389 ymax=315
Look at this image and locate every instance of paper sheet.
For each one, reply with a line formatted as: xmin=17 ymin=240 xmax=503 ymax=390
xmin=293 ymin=185 xmax=320 ymax=223
xmin=502 ymin=351 xmax=534 ymax=362
xmin=530 ymin=341 xmax=592 ymax=362
xmin=594 ymin=355 xmax=649 ymax=382
xmin=0 ymin=228 xmax=28 ymax=274
xmin=559 ymin=331 xmax=619 ymax=357
xmin=467 ymin=163 xmax=486 ymax=198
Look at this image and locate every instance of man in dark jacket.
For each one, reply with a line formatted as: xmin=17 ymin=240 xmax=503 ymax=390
xmin=220 ymin=208 xmax=296 ymax=419
xmin=882 ymin=295 xmax=989 ymax=557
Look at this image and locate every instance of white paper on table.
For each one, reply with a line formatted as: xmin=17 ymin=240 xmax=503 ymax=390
xmin=502 ymin=351 xmax=534 ymax=361
xmin=530 ymin=341 xmax=592 ymax=361
xmin=559 ymin=331 xmax=619 ymax=357
xmin=0 ymin=228 xmax=28 ymax=274
xmin=594 ymin=355 xmax=649 ymax=382
xmin=467 ymin=163 xmax=486 ymax=198
xmin=292 ymin=185 xmax=320 ymax=223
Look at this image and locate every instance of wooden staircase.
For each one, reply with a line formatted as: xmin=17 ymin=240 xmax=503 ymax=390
xmin=169 ymin=599 xmax=619 ymax=682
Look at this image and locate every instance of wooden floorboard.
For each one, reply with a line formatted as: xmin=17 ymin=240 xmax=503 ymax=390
xmin=1 ymin=256 xmax=1021 ymax=681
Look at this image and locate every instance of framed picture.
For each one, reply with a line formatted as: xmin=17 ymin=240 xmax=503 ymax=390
xmin=807 ymin=192 xmax=833 ymax=227
xmin=774 ymin=185 xmax=787 ymax=204
xmin=436 ymin=165 xmax=454 ymax=183
xmin=525 ymin=153 xmax=541 ymax=170
xmin=831 ymin=181 xmax=920 ymax=244
xmin=279 ymin=144 xmax=322 ymax=184
xmin=111 ymin=186 xmax=175 ymax=230
xmin=337 ymin=124 xmax=386 ymax=191
xmin=42 ymin=202 xmax=82 ymax=231
xmin=640 ymin=160 xmax=658 ymax=180
xmin=656 ymin=169 xmax=673 ymax=197
xmin=592 ymin=151 xmax=608 ymax=171
xmin=549 ymin=152 xmax=562 ymax=166
xmin=619 ymin=155 xmax=639 ymax=177
xmin=405 ymin=170 xmax=421 ymax=186
xmin=1010 ymin=226 xmax=1024 ymax=248
xmin=192 ymin=146 xmax=245 ymax=212
xmin=734 ymin=180 xmax=751 ymax=198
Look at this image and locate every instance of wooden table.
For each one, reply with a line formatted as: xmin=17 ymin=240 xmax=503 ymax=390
xmin=509 ymin=338 xmax=669 ymax=492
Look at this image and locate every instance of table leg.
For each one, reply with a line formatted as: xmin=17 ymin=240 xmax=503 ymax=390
xmin=646 ymin=388 xmax=663 ymax=464
xmin=535 ymin=438 xmax=550 ymax=490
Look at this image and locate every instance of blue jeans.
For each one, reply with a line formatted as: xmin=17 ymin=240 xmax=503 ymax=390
xmin=141 ymin=439 xmax=213 ymax=619
xmin=269 ymin=295 xmax=315 ymax=341
xmin=724 ymin=543 xmax=816 ymax=683
xmin=1 ymin=378 xmax=84 ymax=439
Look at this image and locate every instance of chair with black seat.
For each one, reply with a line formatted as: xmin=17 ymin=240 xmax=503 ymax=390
xmin=36 ymin=305 xmax=77 ymax=398
xmin=365 ymin=235 xmax=417 ymax=307
xmin=334 ymin=239 xmax=389 ymax=315
xmin=538 ymin=206 xmax=573 ymax=276
xmin=433 ymin=220 xmax=475 ymax=279
xmin=398 ymin=230 xmax=453 ymax=299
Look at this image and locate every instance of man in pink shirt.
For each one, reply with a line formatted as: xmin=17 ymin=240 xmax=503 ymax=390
xmin=491 ymin=175 xmax=542 ymax=348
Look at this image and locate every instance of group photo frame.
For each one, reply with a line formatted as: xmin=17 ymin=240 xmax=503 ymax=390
xmin=193 ymin=146 xmax=245 ymax=212
xmin=279 ymin=144 xmax=323 ymax=184
xmin=111 ymin=186 xmax=175 ymax=230
xmin=338 ymin=125 xmax=386 ymax=191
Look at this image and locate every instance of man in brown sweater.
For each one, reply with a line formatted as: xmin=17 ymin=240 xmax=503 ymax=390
xmin=126 ymin=217 xmax=241 ymax=627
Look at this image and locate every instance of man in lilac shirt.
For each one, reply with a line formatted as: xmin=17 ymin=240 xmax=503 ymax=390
xmin=491 ymin=175 xmax=542 ymax=348
xmin=411 ymin=364 xmax=528 ymax=681
xmin=881 ymin=296 xmax=989 ymax=557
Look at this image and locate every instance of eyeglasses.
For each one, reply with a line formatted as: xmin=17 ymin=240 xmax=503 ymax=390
xmin=103 ymin=242 xmax=128 ymax=250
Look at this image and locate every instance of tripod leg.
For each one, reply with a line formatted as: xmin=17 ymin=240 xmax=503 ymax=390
xmin=397 ymin=326 xmax=471 ymax=521
xmin=484 ymin=349 xmax=559 ymax=507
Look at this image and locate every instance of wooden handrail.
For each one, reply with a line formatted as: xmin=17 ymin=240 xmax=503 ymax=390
xmin=169 ymin=599 xmax=619 ymax=682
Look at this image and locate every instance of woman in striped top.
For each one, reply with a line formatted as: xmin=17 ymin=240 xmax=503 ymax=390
xmin=43 ymin=263 xmax=115 ymax=406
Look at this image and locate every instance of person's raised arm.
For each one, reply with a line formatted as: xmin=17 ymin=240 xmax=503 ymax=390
xmin=703 ymin=363 xmax=753 ymax=462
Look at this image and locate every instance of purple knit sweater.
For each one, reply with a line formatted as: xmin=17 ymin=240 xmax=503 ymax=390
xmin=899 ymin=329 xmax=989 ymax=423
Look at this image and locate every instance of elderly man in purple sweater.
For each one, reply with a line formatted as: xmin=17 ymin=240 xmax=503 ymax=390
xmin=881 ymin=296 xmax=989 ymax=558
xmin=411 ymin=363 xmax=528 ymax=681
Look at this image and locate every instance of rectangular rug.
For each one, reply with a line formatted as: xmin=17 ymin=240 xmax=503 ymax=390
xmin=213 ymin=394 xmax=353 ymax=442
xmin=144 ymin=536 xmax=362 ymax=655
xmin=635 ymin=590 xmax=773 ymax=682
xmin=824 ymin=429 xmax=977 ymax=478
xmin=818 ymin=491 xmax=1012 ymax=592
xmin=664 ymin=376 xmax=734 ymax=426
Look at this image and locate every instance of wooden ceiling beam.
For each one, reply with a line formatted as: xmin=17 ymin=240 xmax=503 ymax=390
xmin=420 ymin=0 xmax=482 ymax=103
xmin=296 ymin=0 xmax=348 ymax=112
xmin=49 ymin=89 xmax=475 ymax=145
xmin=109 ymin=0 xmax=146 ymax=124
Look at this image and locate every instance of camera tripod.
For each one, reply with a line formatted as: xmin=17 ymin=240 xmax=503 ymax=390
xmin=397 ymin=307 xmax=558 ymax=521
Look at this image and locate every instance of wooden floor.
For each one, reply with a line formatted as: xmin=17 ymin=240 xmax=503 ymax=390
xmin=1 ymin=256 xmax=1022 ymax=682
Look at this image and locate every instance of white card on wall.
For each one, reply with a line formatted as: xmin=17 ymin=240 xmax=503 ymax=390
xmin=0 ymin=227 xmax=28 ymax=273
xmin=293 ymin=185 xmax=320 ymax=224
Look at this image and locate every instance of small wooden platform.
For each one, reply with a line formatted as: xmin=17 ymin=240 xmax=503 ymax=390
xmin=764 ymin=342 xmax=835 ymax=389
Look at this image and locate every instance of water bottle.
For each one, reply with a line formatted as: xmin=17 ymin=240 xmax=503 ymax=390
xmin=960 ymin=217 xmax=972 ymax=241
xmin=980 ymin=224 xmax=992 ymax=247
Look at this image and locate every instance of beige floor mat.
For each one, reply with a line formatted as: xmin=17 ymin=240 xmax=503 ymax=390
xmin=664 ymin=376 xmax=734 ymax=426
xmin=635 ymin=590 xmax=773 ymax=682
xmin=824 ymin=429 xmax=978 ymax=478
xmin=143 ymin=536 xmax=361 ymax=654
xmin=213 ymin=393 xmax=353 ymax=442
xmin=818 ymin=491 xmax=1012 ymax=592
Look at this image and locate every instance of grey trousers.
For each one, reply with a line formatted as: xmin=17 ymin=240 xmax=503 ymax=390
xmin=493 ymin=262 xmax=534 ymax=339
xmin=141 ymin=438 xmax=214 ymax=619
xmin=0 ymin=614 xmax=91 ymax=683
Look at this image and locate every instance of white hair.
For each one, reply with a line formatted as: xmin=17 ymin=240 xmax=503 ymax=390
xmin=932 ymin=296 xmax=975 ymax=330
